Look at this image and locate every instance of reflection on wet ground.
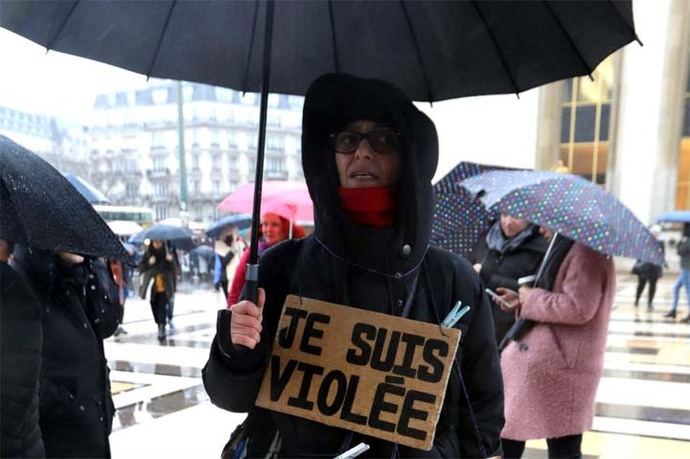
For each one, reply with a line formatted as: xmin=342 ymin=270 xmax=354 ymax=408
xmin=106 ymin=279 xmax=690 ymax=458
xmin=112 ymin=385 xmax=207 ymax=432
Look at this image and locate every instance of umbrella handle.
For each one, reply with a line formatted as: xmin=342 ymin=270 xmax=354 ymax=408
xmin=242 ymin=263 xmax=259 ymax=304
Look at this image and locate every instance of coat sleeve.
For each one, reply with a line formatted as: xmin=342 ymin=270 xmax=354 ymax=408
xmin=202 ymin=241 xmax=297 ymax=413
xmin=454 ymin=260 xmax=505 ymax=458
xmin=521 ymin=245 xmax=612 ymax=325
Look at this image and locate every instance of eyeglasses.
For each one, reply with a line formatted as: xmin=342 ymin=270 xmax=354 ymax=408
xmin=329 ymin=129 xmax=402 ymax=154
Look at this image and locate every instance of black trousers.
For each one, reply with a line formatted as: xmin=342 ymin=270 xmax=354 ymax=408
xmin=150 ymin=292 xmax=168 ymax=325
xmin=502 ymin=434 xmax=583 ymax=459
xmin=635 ymin=276 xmax=658 ymax=305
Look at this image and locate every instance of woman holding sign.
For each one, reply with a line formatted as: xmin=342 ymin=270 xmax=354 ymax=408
xmin=203 ymin=73 xmax=504 ymax=458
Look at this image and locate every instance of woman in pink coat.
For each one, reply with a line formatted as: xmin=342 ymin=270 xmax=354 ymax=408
xmin=496 ymin=227 xmax=616 ymax=458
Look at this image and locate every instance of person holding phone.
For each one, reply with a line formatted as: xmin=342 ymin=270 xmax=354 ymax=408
xmin=495 ymin=226 xmax=616 ymax=459
xmin=471 ymin=213 xmax=547 ymax=344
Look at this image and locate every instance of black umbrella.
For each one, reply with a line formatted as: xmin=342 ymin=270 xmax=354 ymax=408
xmin=0 ymin=0 xmax=638 ymax=300
xmin=63 ymin=173 xmax=110 ymax=204
xmin=0 ymin=135 xmax=128 ymax=260
xmin=128 ymin=223 xmax=195 ymax=251
xmin=206 ymin=214 xmax=252 ymax=239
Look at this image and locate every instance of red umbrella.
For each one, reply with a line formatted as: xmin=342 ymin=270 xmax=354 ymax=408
xmin=218 ymin=181 xmax=313 ymax=223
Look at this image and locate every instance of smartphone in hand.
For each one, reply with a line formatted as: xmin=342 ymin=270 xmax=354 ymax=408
xmin=485 ymin=287 xmax=517 ymax=310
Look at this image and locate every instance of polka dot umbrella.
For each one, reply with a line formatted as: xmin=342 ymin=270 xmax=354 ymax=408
xmin=460 ymin=170 xmax=665 ymax=265
xmin=431 ymin=161 xmax=518 ymax=257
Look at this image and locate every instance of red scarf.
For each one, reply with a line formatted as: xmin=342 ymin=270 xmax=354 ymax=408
xmin=337 ymin=186 xmax=397 ymax=228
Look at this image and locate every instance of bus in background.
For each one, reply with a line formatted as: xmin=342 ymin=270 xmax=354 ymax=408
xmin=93 ymin=204 xmax=154 ymax=228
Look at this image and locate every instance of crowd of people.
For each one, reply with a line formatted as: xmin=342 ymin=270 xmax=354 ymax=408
xmin=2 ymin=72 xmax=689 ymax=459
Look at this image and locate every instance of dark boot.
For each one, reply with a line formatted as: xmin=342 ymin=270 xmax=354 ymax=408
xmin=157 ymin=324 xmax=166 ymax=340
xmin=664 ymin=310 xmax=677 ymax=319
xmin=681 ymin=315 xmax=690 ymax=324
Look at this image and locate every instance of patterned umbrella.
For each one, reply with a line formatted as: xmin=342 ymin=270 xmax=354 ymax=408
xmin=431 ymin=162 xmax=517 ymax=257
xmin=460 ymin=170 xmax=665 ymax=265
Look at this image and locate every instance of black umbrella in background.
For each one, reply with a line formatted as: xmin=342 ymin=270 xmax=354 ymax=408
xmin=63 ymin=173 xmax=110 ymax=204
xmin=128 ymin=223 xmax=195 ymax=252
xmin=205 ymin=214 xmax=252 ymax=240
xmin=0 ymin=0 xmax=638 ymax=301
xmin=0 ymin=135 xmax=128 ymax=260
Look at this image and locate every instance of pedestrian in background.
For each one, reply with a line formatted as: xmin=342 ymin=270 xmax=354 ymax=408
xmin=665 ymin=223 xmax=690 ymax=321
xmin=471 ymin=213 xmax=547 ymax=344
xmin=632 ymin=225 xmax=665 ymax=311
xmin=213 ymin=230 xmax=237 ymax=299
xmin=496 ymin=226 xmax=615 ymax=459
xmin=139 ymin=239 xmax=177 ymax=340
xmin=226 ymin=211 xmax=304 ymax=306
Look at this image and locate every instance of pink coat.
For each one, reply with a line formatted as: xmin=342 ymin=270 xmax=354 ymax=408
xmin=501 ymin=243 xmax=615 ymax=440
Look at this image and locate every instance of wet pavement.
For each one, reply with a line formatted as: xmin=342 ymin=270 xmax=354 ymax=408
xmin=106 ymin=275 xmax=690 ymax=458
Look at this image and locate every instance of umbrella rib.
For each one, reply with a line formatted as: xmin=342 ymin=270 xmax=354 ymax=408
xmin=241 ymin=0 xmax=261 ymax=93
xmin=399 ymin=0 xmax=434 ymax=102
xmin=542 ymin=0 xmax=594 ymax=80
xmin=146 ymin=0 xmax=178 ymax=79
xmin=45 ymin=0 xmax=81 ymax=51
xmin=327 ymin=0 xmax=341 ymax=72
xmin=470 ymin=0 xmax=520 ymax=95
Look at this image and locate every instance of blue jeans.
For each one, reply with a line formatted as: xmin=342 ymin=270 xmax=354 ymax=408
xmin=671 ymin=270 xmax=690 ymax=312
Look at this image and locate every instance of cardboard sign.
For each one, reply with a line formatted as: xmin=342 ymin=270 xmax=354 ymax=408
xmin=255 ymin=295 xmax=461 ymax=450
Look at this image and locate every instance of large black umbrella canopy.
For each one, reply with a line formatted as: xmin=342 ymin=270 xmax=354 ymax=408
xmin=0 ymin=0 xmax=637 ymax=300
xmin=0 ymin=135 xmax=128 ymax=260
xmin=0 ymin=0 xmax=636 ymax=100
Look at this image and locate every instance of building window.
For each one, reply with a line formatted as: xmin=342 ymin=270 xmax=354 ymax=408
xmin=266 ymin=157 xmax=285 ymax=174
xmin=155 ymin=182 xmax=168 ymax=198
xmin=211 ymin=153 xmax=221 ymax=171
xmin=155 ymin=205 xmax=167 ymax=221
xmin=267 ymin=135 xmax=284 ymax=151
xmin=192 ymin=180 xmax=201 ymax=195
xmin=228 ymin=155 xmax=239 ymax=171
xmin=153 ymin=157 xmax=166 ymax=171
xmin=212 ymin=180 xmax=221 ymax=197
xmin=559 ymin=56 xmax=615 ymax=185
xmin=126 ymin=183 xmax=139 ymax=200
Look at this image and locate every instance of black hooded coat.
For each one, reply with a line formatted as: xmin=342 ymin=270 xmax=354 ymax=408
xmin=203 ymin=73 xmax=504 ymax=458
xmin=0 ymin=261 xmax=45 ymax=458
xmin=11 ymin=247 xmax=118 ymax=459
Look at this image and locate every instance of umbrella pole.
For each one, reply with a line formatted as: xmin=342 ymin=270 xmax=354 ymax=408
xmin=533 ymin=232 xmax=559 ymax=285
xmin=244 ymin=0 xmax=275 ymax=304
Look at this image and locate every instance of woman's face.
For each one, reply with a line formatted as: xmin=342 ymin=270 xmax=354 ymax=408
xmin=334 ymin=120 xmax=401 ymax=189
xmin=499 ymin=214 xmax=529 ymax=238
xmin=152 ymin=240 xmax=164 ymax=250
xmin=261 ymin=213 xmax=288 ymax=246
